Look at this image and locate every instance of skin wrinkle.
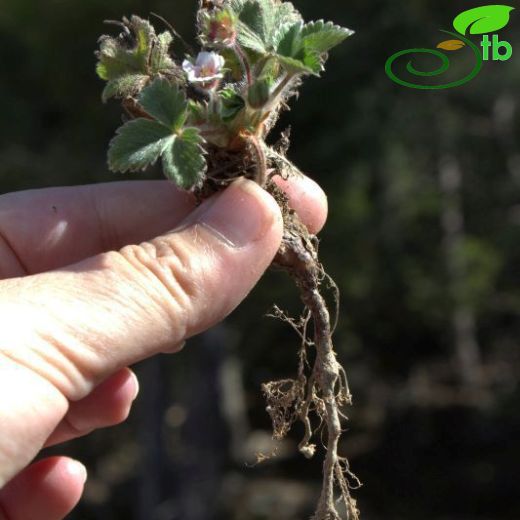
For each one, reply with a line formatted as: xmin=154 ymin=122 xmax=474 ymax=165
xmin=0 ymin=229 xmax=28 ymax=279
xmin=34 ymin=329 xmax=97 ymax=400
xmin=161 ymin=225 xmax=232 ymax=329
xmin=1 ymin=307 xmax=94 ymax=401
xmin=86 ymin=185 xmax=113 ymax=254
xmin=54 ymin=375 xmax=137 ymax=438
xmin=116 ymin=244 xmax=191 ymax=344
xmin=53 ymin=259 xmax=147 ymax=391
xmin=76 ymin=250 xmax=184 ymax=362
xmin=39 ymin=273 xmax=112 ymax=396
xmin=153 ymin=237 xmax=205 ymax=305
xmin=60 ymin=413 xmax=90 ymax=439
xmin=87 ymin=182 xmax=197 ymax=255
xmin=2 ymin=260 xmax=119 ymax=399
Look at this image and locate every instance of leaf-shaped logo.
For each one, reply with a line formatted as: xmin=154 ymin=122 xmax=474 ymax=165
xmin=437 ymin=39 xmax=466 ymax=51
xmin=453 ymin=5 xmax=514 ymax=35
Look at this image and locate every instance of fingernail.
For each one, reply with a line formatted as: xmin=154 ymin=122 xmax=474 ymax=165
xmin=67 ymin=460 xmax=88 ymax=485
xmin=195 ymin=178 xmax=278 ymax=248
xmin=161 ymin=340 xmax=186 ymax=354
xmin=129 ymin=371 xmax=140 ymax=401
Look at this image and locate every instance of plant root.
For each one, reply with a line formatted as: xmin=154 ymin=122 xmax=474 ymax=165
xmin=265 ymin=179 xmax=360 ymax=520
xmin=194 ymin=143 xmax=360 ymax=519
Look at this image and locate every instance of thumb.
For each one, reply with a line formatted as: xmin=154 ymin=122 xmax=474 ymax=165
xmin=0 ymin=178 xmax=283 ymax=401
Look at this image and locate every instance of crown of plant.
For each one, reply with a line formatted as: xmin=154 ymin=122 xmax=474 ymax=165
xmin=96 ymin=0 xmax=353 ymax=190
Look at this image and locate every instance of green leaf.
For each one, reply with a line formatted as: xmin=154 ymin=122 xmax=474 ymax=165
xmin=273 ymin=23 xmax=321 ymax=76
xmin=138 ymin=78 xmax=188 ymax=131
xmin=453 ymin=5 xmax=514 ymax=35
xmin=271 ymin=20 xmax=297 ymax=50
xmin=301 ymin=20 xmax=354 ymax=53
xmin=274 ymin=19 xmax=350 ymax=76
xmin=96 ymin=16 xmax=178 ymax=88
xmin=236 ymin=21 xmax=267 ymax=53
xmin=150 ymin=31 xmax=176 ymax=73
xmin=277 ymin=54 xmax=317 ymax=75
xmin=108 ymin=119 xmax=172 ymax=173
xmin=101 ymin=74 xmax=149 ymax=103
xmin=162 ymin=128 xmax=207 ymax=189
xmin=96 ymin=16 xmax=154 ymax=81
xmin=247 ymin=77 xmax=274 ymax=108
xmin=231 ymin=0 xmax=302 ymax=51
xmin=269 ymin=1 xmax=302 ymax=44
xmin=260 ymin=0 xmax=293 ymax=46
xmin=276 ymin=22 xmax=303 ymax=58
xmin=188 ymin=100 xmax=208 ymax=124
xmin=220 ymin=87 xmax=245 ymax=121
xmin=301 ymin=51 xmax=323 ymax=74
xmin=239 ymin=0 xmax=267 ymax=41
xmin=108 ymin=116 xmax=207 ymax=189
xmin=133 ymin=16 xmax=155 ymax=56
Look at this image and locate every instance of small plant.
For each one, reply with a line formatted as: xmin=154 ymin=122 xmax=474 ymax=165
xmin=95 ymin=1 xmax=357 ymax=518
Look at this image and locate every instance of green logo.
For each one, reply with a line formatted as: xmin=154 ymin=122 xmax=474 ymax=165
xmin=385 ymin=5 xmax=514 ymax=90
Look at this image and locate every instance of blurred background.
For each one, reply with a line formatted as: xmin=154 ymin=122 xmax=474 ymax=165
xmin=1 ymin=0 xmax=519 ymax=518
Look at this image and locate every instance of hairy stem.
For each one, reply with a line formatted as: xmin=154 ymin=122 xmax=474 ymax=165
xmin=234 ymin=43 xmax=252 ymax=85
xmin=248 ymin=134 xmax=268 ymax=186
xmin=266 ymin=73 xmax=294 ymax=110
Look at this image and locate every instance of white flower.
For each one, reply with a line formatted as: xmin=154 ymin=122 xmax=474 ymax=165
xmin=182 ymin=51 xmax=225 ymax=85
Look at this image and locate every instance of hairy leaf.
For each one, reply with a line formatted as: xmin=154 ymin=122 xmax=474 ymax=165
xmin=220 ymin=87 xmax=246 ymax=121
xmin=96 ymin=16 xmax=178 ymax=92
xmin=230 ymin=0 xmax=302 ymax=51
xmin=276 ymin=22 xmax=303 ymax=59
xmin=278 ymin=56 xmax=322 ymax=76
xmin=236 ymin=20 xmax=267 ymax=53
xmin=108 ymin=119 xmax=172 ymax=172
xmin=96 ymin=16 xmax=155 ymax=81
xmin=138 ymin=78 xmax=188 ymax=131
xmin=301 ymin=20 xmax=354 ymax=53
xmin=248 ymin=77 xmax=274 ymax=108
xmin=274 ymin=23 xmax=320 ymax=75
xmin=271 ymin=20 xmax=299 ymax=50
xmin=101 ymin=74 xmax=149 ymax=103
xmin=162 ymin=128 xmax=207 ymax=189
xmin=108 ymin=117 xmax=207 ymax=189
xmin=150 ymin=31 xmax=176 ymax=72
xmin=188 ymin=100 xmax=209 ymax=124
xmin=267 ymin=0 xmax=302 ymax=44
xmin=239 ymin=0 xmax=266 ymax=40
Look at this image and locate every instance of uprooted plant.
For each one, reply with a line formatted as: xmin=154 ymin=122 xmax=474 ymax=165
xmin=95 ymin=0 xmax=357 ymax=517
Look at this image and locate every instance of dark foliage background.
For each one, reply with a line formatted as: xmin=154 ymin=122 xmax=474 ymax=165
xmin=1 ymin=1 xmax=519 ymax=519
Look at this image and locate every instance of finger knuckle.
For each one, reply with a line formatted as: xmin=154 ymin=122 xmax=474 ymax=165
xmin=116 ymin=236 xmax=210 ymax=334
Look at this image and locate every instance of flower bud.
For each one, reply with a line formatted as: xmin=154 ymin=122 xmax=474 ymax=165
xmin=201 ymin=9 xmax=237 ymax=47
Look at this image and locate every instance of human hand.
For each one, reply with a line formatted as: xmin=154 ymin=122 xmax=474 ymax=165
xmin=0 ymin=176 xmax=327 ymax=519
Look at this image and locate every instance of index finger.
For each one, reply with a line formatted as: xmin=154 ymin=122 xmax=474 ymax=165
xmin=0 ymin=176 xmax=327 ymax=279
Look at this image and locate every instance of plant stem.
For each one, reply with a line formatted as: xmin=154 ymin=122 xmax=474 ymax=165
xmin=233 ymin=43 xmax=252 ymax=85
xmin=266 ymin=73 xmax=294 ymax=109
xmin=248 ymin=134 xmax=268 ymax=186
